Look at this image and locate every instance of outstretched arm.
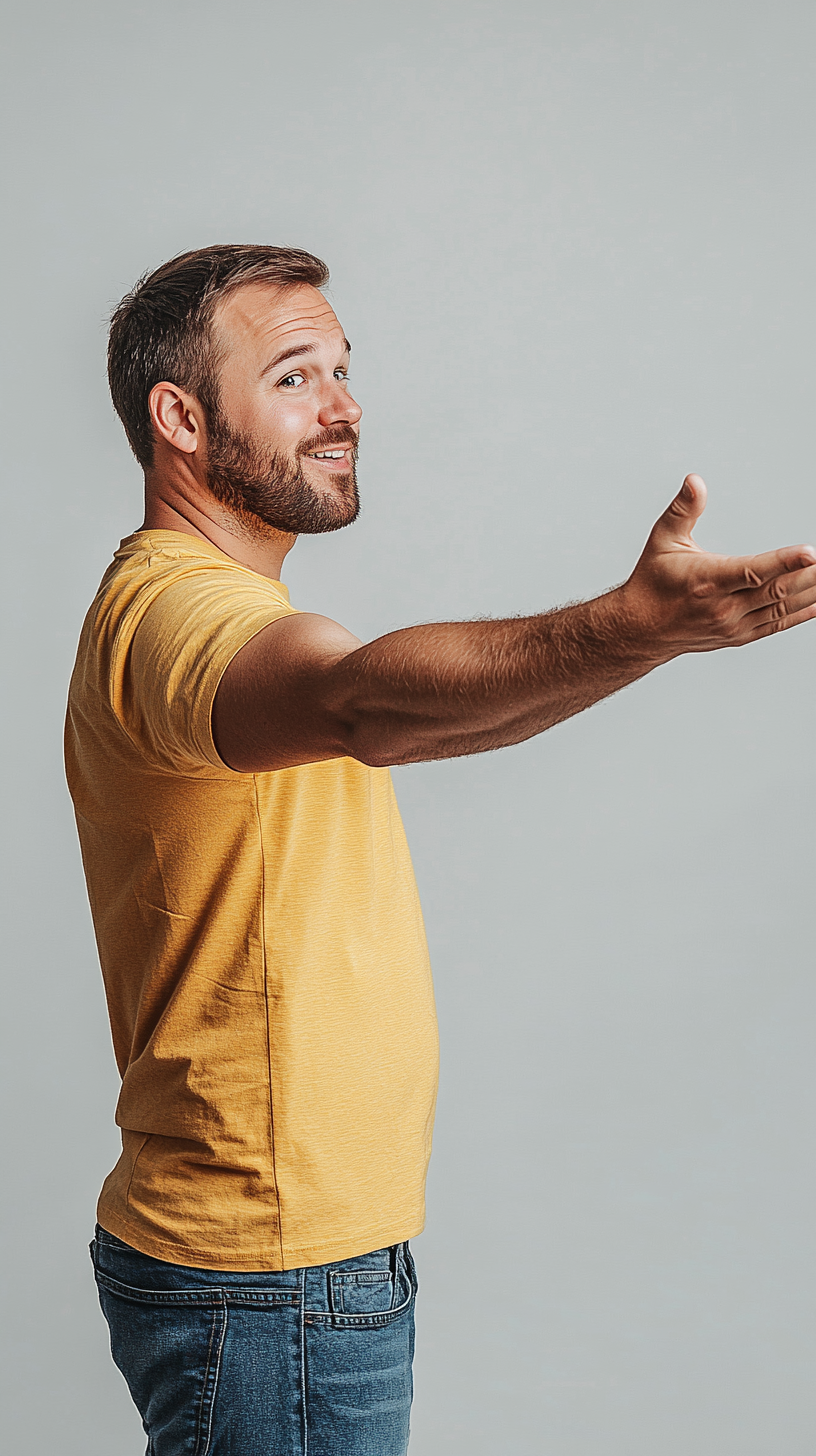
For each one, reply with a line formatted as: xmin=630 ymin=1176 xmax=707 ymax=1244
xmin=213 ymin=476 xmax=816 ymax=772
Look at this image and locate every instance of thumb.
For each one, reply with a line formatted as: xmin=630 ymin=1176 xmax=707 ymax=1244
xmin=651 ymin=473 xmax=708 ymax=547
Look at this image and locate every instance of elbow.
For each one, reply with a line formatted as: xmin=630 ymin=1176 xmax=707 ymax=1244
xmin=342 ymin=732 xmax=400 ymax=770
xmin=337 ymin=715 xmax=413 ymax=770
xmin=351 ymin=746 xmax=402 ymax=769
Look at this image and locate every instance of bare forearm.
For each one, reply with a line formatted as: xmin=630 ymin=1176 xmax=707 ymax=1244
xmin=328 ymin=586 xmax=664 ymax=766
xmin=213 ymin=477 xmax=816 ymax=775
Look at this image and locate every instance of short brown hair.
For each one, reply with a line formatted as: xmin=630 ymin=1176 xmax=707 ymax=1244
xmin=107 ymin=244 xmax=330 ymax=469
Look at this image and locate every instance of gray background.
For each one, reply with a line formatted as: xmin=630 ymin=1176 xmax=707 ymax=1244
xmin=2 ymin=1 xmax=815 ymax=1451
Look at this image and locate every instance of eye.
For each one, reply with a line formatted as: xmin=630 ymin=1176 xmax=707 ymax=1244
xmin=279 ymin=371 xmax=306 ymax=389
xmin=334 ymin=368 xmax=349 ymax=382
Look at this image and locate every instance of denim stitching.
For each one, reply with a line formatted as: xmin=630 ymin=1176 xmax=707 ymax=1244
xmin=193 ymin=1304 xmax=220 ymax=1456
xmin=304 ymin=1244 xmax=418 ymax=1329
xmin=329 ymin=1269 xmax=391 ymax=1317
xmin=303 ymin=1280 xmax=415 ymax=1329
xmin=94 ymin=1271 xmax=302 ymax=1309
xmin=299 ymin=1265 xmax=308 ymax=1456
xmin=94 ymin=1272 xmax=224 ymax=1306
xmin=224 ymin=1291 xmax=299 ymax=1307
xmin=197 ymin=1298 xmax=227 ymax=1456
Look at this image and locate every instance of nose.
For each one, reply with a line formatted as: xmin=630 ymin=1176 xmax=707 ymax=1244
xmin=317 ymin=380 xmax=362 ymax=430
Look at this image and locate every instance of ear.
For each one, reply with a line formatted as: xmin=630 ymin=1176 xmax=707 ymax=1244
xmin=148 ymin=381 xmax=203 ymax=456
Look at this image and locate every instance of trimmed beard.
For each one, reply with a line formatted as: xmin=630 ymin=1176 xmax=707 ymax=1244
xmin=205 ymin=413 xmax=360 ymax=536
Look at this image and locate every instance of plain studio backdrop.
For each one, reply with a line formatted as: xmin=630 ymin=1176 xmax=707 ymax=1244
xmin=2 ymin=2 xmax=815 ymax=1452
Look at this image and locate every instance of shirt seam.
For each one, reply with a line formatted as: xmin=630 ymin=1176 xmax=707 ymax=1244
xmin=100 ymin=558 xmax=296 ymax=778
xmin=255 ymin=773 xmax=285 ymax=1268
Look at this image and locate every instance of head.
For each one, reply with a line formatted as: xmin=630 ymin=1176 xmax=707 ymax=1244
xmin=107 ymin=244 xmax=362 ymax=536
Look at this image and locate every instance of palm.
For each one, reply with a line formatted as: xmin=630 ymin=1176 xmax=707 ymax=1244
xmin=624 ymin=474 xmax=816 ymax=652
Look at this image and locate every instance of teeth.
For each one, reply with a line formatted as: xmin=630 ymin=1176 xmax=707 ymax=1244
xmin=312 ymin=449 xmax=346 ymax=459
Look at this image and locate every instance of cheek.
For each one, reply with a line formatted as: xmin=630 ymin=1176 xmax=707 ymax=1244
xmin=226 ymin=395 xmax=306 ymax=455
xmin=256 ymin=395 xmax=316 ymax=453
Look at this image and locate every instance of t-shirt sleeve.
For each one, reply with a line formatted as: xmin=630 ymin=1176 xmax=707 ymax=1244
xmin=111 ymin=562 xmax=295 ymax=773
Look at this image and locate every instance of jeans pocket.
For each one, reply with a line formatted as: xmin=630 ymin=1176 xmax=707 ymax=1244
xmin=94 ymin=1273 xmax=226 ymax=1456
xmin=329 ymin=1269 xmax=394 ymax=1315
xmin=313 ymin=1246 xmax=416 ymax=1329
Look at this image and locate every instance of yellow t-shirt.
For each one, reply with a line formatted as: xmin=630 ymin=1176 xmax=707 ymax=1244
xmin=65 ymin=531 xmax=438 ymax=1271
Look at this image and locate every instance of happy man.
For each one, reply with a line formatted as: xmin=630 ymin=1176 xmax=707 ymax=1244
xmin=65 ymin=244 xmax=816 ymax=1456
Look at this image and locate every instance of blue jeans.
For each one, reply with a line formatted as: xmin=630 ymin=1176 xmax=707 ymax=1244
xmin=91 ymin=1226 xmax=417 ymax=1455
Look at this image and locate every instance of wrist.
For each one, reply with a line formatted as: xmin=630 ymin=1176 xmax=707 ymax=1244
xmin=594 ymin=580 xmax=678 ymax=670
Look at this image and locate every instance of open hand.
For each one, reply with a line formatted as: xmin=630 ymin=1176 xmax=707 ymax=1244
xmin=621 ymin=475 xmax=816 ymax=657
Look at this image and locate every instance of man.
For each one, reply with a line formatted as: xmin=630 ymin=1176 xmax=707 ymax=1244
xmin=65 ymin=243 xmax=816 ymax=1456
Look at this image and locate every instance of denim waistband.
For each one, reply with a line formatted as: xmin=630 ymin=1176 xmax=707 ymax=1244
xmin=91 ymin=1225 xmax=417 ymax=1329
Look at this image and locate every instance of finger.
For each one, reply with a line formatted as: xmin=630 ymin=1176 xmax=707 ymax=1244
xmin=710 ymin=542 xmax=816 ymax=594
xmin=748 ymin=600 xmax=816 ymax=640
xmin=743 ymin=559 xmax=816 ymax=610
xmin=744 ymin=578 xmax=816 ymax=630
xmin=650 ymin=473 xmax=707 ymax=547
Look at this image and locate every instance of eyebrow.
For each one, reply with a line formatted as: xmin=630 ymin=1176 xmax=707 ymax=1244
xmin=260 ymin=338 xmax=352 ymax=379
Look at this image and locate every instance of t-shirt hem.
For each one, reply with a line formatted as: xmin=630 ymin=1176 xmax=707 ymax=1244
xmin=96 ymin=1205 xmax=426 ymax=1272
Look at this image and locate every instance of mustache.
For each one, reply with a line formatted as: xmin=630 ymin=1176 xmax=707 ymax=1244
xmin=298 ymin=424 xmax=359 ymax=458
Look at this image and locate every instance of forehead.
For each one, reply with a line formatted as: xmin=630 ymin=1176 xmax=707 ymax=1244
xmin=213 ymin=282 xmax=344 ymax=360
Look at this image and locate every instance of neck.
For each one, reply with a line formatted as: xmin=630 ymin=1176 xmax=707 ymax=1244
xmin=140 ymin=472 xmax=297 ymax=582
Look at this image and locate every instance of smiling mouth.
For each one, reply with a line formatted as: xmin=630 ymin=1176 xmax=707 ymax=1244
xmin=309 ymin=449 xmax=349 ymax=460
